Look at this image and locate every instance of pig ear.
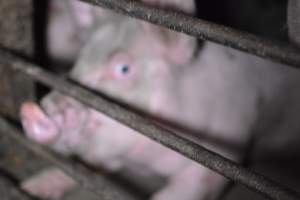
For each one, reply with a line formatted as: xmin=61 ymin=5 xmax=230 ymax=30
xmin=67 ymin=0 xmax=96 ymax=29
xmin=142 ymin=22 xmax=197 ymax=65
xmin=140 ymin=0 xmax=197 ymax=65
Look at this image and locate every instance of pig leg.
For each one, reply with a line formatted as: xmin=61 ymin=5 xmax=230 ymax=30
xmin=21 ymin=168 xmax=77 ymax=200
xmin=151 ymin=163 xmax=227 ymax=200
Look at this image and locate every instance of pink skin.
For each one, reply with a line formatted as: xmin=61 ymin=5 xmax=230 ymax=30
xmin=47 ymin=0 xmax=105 ymax=63
xmin=48 ymin=0 xmax=84 ymax=63
xmin=20 ymin=102 xmax=59 ymax=145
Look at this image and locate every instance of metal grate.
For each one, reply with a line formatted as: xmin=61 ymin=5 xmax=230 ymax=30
xmin=0 ymin=0 xmax=300 ymax=200
xmin=80 ymin=0 xmax=300 ymax=68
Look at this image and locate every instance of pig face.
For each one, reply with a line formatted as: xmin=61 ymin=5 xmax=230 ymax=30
xmin=21 ymin=15 xmax=196 ymax=170
xmin=71 ymin=18 xmax=196 ymax=113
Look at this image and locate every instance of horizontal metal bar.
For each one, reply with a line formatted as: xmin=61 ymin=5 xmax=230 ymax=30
xmin=80 ymin=0 xmax=300 ymax=69
xmin=0 ymin=117 xmax=139 ymax=200
xmin=1 ymin=49 xmax=299 ymax=200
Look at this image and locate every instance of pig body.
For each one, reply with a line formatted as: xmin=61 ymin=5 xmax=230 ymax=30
xmin=20 ymin=0 xmax=300 ymax=199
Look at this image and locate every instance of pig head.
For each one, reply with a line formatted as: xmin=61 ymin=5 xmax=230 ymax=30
xmin=20 ymin=1 xmax=227 ymax=199
xmin=22 ymin=8 xmax=197 ymax=161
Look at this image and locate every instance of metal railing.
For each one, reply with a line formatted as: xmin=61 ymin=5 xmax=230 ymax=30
xmin=81 ymin=0 xmax=300 ymax=68
xmin=0 ymin=0 xmax=300 ymax=200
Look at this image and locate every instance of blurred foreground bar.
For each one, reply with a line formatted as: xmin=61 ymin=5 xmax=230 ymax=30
xmin=0 ymin=0 xmax=34 ymax=119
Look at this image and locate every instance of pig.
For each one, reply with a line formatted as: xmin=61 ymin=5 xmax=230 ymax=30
xmin=22 ymin=1 xmax=218 ymax=199
xmin=20 ymin=0 xmax=300 ymax=200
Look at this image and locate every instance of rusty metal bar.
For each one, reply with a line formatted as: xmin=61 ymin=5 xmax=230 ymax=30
xmin=79 ymin=0 xmax=300 ymax=69
xmin=1 ymin=49 xmax=299 ymax=200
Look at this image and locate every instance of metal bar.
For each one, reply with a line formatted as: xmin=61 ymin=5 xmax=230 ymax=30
xmin=1 ymin=49 xmax=299 ymax=200
xmin=79 ymin=0 xmax=300 ymax=68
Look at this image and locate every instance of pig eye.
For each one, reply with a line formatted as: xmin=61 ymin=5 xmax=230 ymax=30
xmin=115 ymin=64 xmax=131 ymax=76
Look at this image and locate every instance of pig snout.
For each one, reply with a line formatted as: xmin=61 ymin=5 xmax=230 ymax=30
xmin=20 ymin=102 xmax=60 ymax=145
xmin=20 ymin=92 xmax=93 ymax=152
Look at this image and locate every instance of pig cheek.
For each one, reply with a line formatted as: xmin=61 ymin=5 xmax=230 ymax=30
xmin=64 ymin=109 xmax=84 ymax=130
xmin=149 ymin=90 xmax=170 ymax=115
xmin=73 ymin=116 xmax=103 ymax=152
xmin=58 ymin=110 xmax=90 ymax=149
xmin=80 ymin=113 xmax=128 ymax=165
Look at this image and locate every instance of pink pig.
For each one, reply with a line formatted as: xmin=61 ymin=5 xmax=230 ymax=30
xmin=20 ymin=0 xmax=300 ymax=200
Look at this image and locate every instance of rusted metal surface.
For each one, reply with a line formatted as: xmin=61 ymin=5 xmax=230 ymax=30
xmin=80 ymin=0 xmax=300 ymax=68
xmin=0 ymin=66 xmax=35 ymax=120
xmin=0 ymin=0 xmax=33 ymax=55
xmin=1 ymin=48 xmax=299 ymax=200
xmin=0 ymin=0 xmax=34 ymax=119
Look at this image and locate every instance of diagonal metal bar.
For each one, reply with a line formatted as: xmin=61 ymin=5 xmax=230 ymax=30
xmin=1 ymin=49 xmax=299 ymax=200
xmin=79 ymin=0 xmax=300 ymax=68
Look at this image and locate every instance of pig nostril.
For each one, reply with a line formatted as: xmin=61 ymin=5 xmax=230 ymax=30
xmin=33 ymin=122 xmax=50 ymax=137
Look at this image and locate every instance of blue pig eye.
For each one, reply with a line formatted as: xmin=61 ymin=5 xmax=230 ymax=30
xmin=116 ymin=64 xmax=130 ymax=75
